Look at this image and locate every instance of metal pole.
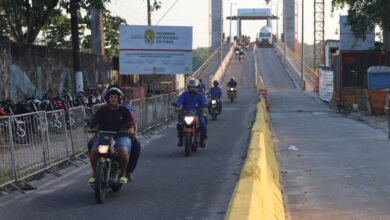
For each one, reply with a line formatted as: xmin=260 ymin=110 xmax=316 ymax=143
xmin=70 ymin=0 xmax=84 ymax=93
xmin=283 ymin=0 xmax=287 ymax=59
xmin=220 ymin=0 xmax=223 ymax=76
xmin=276 ymin=2 xmax=279 ymax=40
xmin=147 ymin=0 xmax=151 ymax=25
xmin=229 ymin=2 xmax=232 ymax=44
xmin=301 ymin=0 xmax=305 ymax=89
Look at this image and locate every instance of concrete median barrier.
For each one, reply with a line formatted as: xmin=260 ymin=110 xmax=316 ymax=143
xmin=225 ymin=101 xmax=285 ymax=220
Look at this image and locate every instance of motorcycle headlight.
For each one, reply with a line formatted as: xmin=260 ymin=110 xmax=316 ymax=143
xmin=230 ymin=88 xmax=234 ymax=91
xmin=184 ymin=116 xmax=195 ymax=125
xmin=211 ymin=100 xmax=217 ymax=105
xmin=98 ymin=145 xmax=109 ymax=154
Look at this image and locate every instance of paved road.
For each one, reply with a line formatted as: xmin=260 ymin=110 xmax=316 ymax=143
xmin=256 ymin=47 xmax=390 ymax=220
xmin=0 ymin=49 xmax=257 ymax=220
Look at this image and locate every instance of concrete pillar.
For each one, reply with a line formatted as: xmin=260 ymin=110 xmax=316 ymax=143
xmin=283 ymin=0 xmax=295 ymax=52
xmin=237 ymin=18 xmax=241 ymax=41
xmin=211 ymin=0 xmax=223 ymax=52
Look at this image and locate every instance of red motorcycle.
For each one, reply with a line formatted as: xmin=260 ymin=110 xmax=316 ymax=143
xmin=179 ymin=109 xmax=200 ymax=156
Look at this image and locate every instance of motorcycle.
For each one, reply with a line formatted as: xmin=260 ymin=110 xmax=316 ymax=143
xmin=40 ymin=99 xmax=64 ymax=134
xmin=227 ymin=87 xmax=237 ymax=103
xmin=239 ymin=54 xmax=244 ymax=63
xmin=179 ymin=109 xmax=200 ymax=156
xmin=0 ymin=101 xmax=28 ymax=144
xmin=92 ymin=131 xmax=124 ymax=203
xmin=209 ymin=98 xmax=219 ymax=121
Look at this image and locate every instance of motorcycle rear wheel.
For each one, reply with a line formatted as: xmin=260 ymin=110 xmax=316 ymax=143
xmin=95 ymin=162 xmax=107 ymax=203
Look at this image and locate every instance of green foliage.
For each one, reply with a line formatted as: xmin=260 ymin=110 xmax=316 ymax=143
xmin=41 ymin=0 xmax=126 ymax=56
xmin=332 ymin=0 xmax=390 ymax=39
xmin=80 ymin=8 xmax=127 ymax=56
xmin=192 ymin=47 xmax=209 ymax=71
xmin=298 ymin=43 xmax=315 ymax=69
xmin=0 ymin=0 xmax=60 ymax=43
xmin=43 ymin=9 xmax=72 ymax=49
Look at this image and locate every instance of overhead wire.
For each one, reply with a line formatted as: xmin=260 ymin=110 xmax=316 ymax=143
xmin=155 ymin=0 xmax=180 ymax=25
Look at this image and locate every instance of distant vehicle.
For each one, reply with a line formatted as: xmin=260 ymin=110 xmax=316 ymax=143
xmin=256 ymin=26 xmax=273 ymax=48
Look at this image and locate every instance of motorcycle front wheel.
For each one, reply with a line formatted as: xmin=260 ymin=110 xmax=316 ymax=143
xmin=95 ymin=162 xmax=107 ymax=203
xmin=184 ymin=133 xmax=192 ymax=157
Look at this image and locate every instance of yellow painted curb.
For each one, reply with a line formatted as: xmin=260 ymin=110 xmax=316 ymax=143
xmin=225 ymin=100 xmax=285 ymax=220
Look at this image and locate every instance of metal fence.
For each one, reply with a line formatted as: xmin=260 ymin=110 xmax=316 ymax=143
xmin=0 ymin=92 xmax=178 ymax=188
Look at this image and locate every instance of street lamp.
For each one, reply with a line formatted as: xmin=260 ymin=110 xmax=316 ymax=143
xmin=301 ymin=0 xmax=304 ymax=89
xmin=272 ymin=1 xmax=281 ymax=41
xmin=229 ymin=1 xmax=237 ymax=44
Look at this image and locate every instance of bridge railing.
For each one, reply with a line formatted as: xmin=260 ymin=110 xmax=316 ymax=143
xmin=276 ymin=40 xmax=318 ymax=89
xmin=0 ymin=92 xmax=179 ymax=190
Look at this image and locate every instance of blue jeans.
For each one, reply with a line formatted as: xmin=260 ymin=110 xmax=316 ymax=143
xmin=89 ymin=135 xmax=132 ymax=155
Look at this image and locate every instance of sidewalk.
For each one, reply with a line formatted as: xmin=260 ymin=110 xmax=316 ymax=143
xmin=274 ymin=44 xmax=389 ymax=139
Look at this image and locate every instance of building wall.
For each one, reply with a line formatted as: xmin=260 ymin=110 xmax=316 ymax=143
xmin=0 ymin=40 xmax=111 ymax=102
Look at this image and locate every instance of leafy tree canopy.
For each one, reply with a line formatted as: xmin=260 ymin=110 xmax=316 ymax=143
xmin=332 ymin=0 xmax=390 ymax=39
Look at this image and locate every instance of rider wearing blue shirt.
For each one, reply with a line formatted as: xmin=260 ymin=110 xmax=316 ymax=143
xmin=198 ymin=78 xmax=207 ymax=94
xmin=208 ymin=80 xmax=223 ymax=114
xmin=176 ymin=79 xmax=208 ymax=148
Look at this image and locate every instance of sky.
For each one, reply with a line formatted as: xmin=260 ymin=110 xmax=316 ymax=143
xmin=107 ymin=0 xmax=349 ymax=48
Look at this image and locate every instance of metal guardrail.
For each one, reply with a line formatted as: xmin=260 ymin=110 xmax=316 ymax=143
xmin=192 ymin=46 xmax=221 ymax=78
xmin=276 ymin=40 xmax=318 ymax=84
xmin=0 ymin=92 xmax=178 ymax=189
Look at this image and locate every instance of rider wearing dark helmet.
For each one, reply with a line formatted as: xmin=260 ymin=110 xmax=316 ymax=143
xmin=175 ymin=79 xmax=208 ymax=148
xmin=227 ymin=77 xmax=238 ymax=88
xmin=84 ymin=85 xmax=135 ymax=185
xmin=208 ymin=80 xmax=223 ymax=114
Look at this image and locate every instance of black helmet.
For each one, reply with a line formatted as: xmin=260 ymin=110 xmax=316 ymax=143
xmin=104 ymin=85 xmax=123 ymax=103
xmin=187 ymin=79 xmax=200 ymax=90
xmin=230 ymin=77 xmax=235 ymax=81
xmin=213 ymin=80 xmax=219 ymax=87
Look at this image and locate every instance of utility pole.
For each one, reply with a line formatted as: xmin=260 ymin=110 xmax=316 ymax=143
xmin=147 ymin=0 xmax=152 ymax=25
xmin=220 ymin=0 xmax=223 ymax=76
xmin=70 ymin=0 xmax=83 ymax=92
xmin=91 ymin=1 xmax=104 ymax=55
xmin=301 ymin=0 xmax=304 ymax=89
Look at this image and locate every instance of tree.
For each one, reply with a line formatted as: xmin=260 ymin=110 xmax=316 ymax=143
xmin=332 ymin=0 xmax=390 ymax=50
xmin=42 ymin=0 xmax=126 ymax=56
xmin=81 ymin=9 xmax=127 ymax=56
xmin=0 ymin=0 xmax=60 ymax=43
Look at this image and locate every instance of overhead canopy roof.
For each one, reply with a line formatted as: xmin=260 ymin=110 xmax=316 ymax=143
xmin=226 ymin=8 xmax=277 ymax=20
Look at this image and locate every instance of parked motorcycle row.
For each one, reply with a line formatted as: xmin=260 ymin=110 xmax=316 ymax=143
xmin=0 ymin=90 xmax=104 ymax=145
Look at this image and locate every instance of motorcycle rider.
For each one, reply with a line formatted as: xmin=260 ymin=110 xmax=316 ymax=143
xmin=198 ymin=78 xmax=207 ymax=94
xmin=84 ymin=85 xmax=135 ymax=185
xmin=176 ymin=79 xmax=208 ymax=148
xmin=208 ymin=80 xmax=223 ymax=114
xmin=227 ymin=77 xmax=238 ymax=88
xmin=238 ymin=50 xmax=245 ymax=63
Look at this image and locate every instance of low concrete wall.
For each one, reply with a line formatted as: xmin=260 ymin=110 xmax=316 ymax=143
xmin=210 ymin=46 xmax=234 ymax=84
xmin=0 ymin=40 xmax=112 ymax=102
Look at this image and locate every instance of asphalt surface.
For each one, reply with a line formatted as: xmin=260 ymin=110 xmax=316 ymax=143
xmin=256 ymin=47 xmax=390 ymax=219
xmin=0 ymin=48 xmax=258 ymax=220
